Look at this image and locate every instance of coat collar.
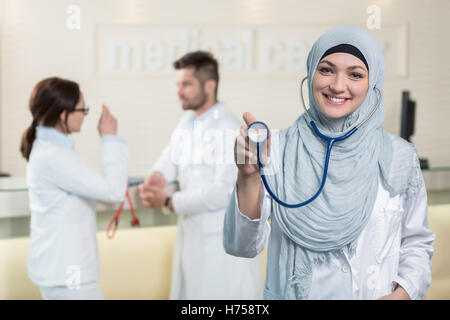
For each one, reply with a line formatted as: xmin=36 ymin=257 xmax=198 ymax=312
xmin=36 ymin=126 xmax=75 ymax=149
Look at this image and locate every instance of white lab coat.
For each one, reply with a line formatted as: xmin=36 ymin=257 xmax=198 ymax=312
xmin=152 ymin=103 xmax=263 ymax=299
xmin=27 ymin=127 xmax=129 ymax=291
xmin=224 ymin=168 xmax=435 ymax=300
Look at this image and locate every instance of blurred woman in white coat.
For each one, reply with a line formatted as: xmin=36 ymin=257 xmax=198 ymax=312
xmin=20 ymin=77 xmax=129 ymax=299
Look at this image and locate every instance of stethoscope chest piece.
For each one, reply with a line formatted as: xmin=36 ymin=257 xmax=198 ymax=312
xmin=247 ymin=121 xmax=269 ymax=144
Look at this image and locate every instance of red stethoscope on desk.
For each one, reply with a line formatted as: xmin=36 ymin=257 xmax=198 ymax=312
xmin=106 ymin=188 xmax=139 ymax=239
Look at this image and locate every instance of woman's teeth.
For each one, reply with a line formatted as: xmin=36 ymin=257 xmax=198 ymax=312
xmin=327 ymin=95 xmax=345 ymax=103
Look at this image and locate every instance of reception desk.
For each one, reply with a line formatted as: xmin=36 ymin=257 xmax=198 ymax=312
xmin=422 ymin=167 xmax=450 ymax=205
xmin=0 ymin=177 xmax=177 ymax=239
xmin=0 ymin=170 xmax=448 ymax=239
xmin=0 ymin=176 xmax=144 ymax=219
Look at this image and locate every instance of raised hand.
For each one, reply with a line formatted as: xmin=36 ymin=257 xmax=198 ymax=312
xmin=234 ymin=112 xmax=271 ymax=220
xmin=234 ymin=112 xmax=271 ymax=179
xmin=97 ymin=104 xmax=118 ymax=137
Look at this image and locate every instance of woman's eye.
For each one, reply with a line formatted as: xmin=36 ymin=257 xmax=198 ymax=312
xmin=319 ymin=67 xmax=331 ymax=73
xmin=350 ymin=73 xmax=364 ymax=79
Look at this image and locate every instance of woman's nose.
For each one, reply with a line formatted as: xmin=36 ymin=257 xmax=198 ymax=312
xmin=329 ymin=74 xmax=345 ymax=93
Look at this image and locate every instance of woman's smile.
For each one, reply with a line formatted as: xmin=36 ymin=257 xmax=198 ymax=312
xmin=322 ymin=93 xmax=351 ymax=106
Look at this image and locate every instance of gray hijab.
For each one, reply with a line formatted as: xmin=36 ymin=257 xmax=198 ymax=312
xmin=263 ymin=26 xmax=421 ymax=299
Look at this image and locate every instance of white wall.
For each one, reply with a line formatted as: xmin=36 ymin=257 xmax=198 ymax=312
xmin=1 ymin=0 xmax=449 ymax=176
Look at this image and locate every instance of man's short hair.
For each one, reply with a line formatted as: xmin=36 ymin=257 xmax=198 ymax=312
xmin=173 ymin=51 xmax=219 ymax=98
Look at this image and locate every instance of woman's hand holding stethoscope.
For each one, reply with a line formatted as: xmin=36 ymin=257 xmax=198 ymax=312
xmin=234 ymin=112 xmax=271 ymax=219
xmin=234 ymin=112 xmax=271 ymax=180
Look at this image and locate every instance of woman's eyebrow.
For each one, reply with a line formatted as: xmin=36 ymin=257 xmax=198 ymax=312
xmin=318 ymin=60 xmax=336 ymax=67
xmin=348 ymin=65 xmax=367 ymax=72
xmin=319 ymin=60 xmax=367 ymax=72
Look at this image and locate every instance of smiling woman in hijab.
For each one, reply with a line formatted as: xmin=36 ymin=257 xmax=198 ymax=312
xmin=223 ymin=26 xmax=435 ymax=300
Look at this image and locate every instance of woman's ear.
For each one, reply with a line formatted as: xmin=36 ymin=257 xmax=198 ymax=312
xmin=59 ymin=110 xmax=66 ymax=124
xmin=59 ymin=110 xmax=69 ymax=133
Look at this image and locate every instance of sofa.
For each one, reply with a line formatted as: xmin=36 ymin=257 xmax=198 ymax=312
xmin=0 ymin=204 xmax=448 ymax=299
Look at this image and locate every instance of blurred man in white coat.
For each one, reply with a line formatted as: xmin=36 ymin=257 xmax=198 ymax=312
xmin=139 ymin=51 xmax=263 ymax=300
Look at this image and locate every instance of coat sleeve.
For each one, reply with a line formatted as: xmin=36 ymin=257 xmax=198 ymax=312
xmin=223 ymin=183 xmax=272 ymax=258
xmin=393 ymin=173 xmax=435 ymax=300
xmin=45 ymin=135 xmax=129 ymax=203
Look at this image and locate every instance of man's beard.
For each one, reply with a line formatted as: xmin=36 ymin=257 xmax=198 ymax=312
xmin=181 ymin=90 xmax=208 ymax=111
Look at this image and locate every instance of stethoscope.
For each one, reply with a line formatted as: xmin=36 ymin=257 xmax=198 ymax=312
xmin=247 ymin=77 xmax=382 ymax=208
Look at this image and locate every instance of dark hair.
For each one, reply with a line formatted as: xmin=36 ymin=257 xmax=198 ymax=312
xmin=173 ymin=51 xmax=219 ymax=98
xmin=20 ymin=77 xmax=80 ymax=161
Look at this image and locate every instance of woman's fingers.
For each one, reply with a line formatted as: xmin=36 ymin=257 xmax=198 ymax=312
xmin=241 ymin=112 xmax=271 ymax=163
xmin=235 ymin=127 xmax=258 ymax=165
xmin=98 ymin=106 xmax=104 ymax=122
xmin=102 ymin=104 xmax=115 ymax=124
xmin=239 ymin=126 xmax=250 ymax=150
xmin=103 ymin=104 xmax=110 ymax=115
xmin=101 ymin=104 xmax=109 ymax=121
xmin=243 ymin=112 xmax=256 ymax=126
xmin=98 ymin=104 xmax=118 ymax=136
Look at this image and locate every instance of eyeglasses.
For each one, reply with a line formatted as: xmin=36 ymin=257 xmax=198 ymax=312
xmin=72 ymin=105 xmax=89 ymax=115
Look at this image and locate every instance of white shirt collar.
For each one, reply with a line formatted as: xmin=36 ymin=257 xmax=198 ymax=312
xmin=192 ymin=102 xmax=224 ymax=122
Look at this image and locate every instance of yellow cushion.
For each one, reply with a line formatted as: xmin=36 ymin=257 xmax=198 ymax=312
xmin=0 ymin=236 xmax=41 ymax=299
xmin=98 ymin=225 xmax=176 ymax=299
xmin=426 ymin=204 xmax=450 ymax=299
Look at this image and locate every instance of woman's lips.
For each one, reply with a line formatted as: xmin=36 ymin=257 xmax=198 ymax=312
xmin=323 ymin=93 xmax=350 ymax=105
